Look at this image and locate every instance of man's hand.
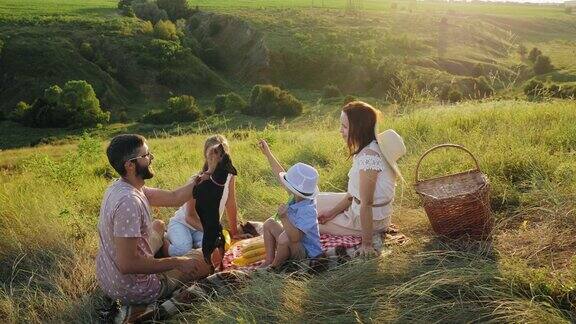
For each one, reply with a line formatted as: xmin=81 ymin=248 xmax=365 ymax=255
xmin=174 ymin=256 xmax=200 ymax=274
xmin=195 ymin=172 xmax=210 ymax=185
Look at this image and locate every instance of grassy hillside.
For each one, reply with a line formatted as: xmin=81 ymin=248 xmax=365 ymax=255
xmin=0 ymin=0 xmax=575 ymax=140
xmin=1 ymin=99 xmax=575 ymax=322
xmin=0 ymin=0 xmax=229 ymax=120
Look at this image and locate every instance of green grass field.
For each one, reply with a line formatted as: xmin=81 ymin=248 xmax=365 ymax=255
xmin=2 ymin=99 xmax=576 ymax=322
xmin=0 ymin=0 xmax=567 ymax=17
xmin=1 ymin=0 xmax=576 ymax=322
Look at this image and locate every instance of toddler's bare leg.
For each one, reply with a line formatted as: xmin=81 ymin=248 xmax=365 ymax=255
xmin=261 ymin=218 xmax=283 ymax=267
xmin=270 ymin=231 xmax=291 ymax=268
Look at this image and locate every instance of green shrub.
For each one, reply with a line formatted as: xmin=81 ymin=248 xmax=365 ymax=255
xmin=322 ymin=85 xmax=342 ymax=99
xmin=547 ymin=84 xmax=561 ymax=97
xmin=246 ymin=85 xmax=303 ymax=117
xmin=472 ymin=63 xmax=485 ymax=77
xmin=528 ymin=47 xmax=542 ymax=63
xmin=343 ymin=95 xmax=356 ymax=105
xmin=146 ymin=39 xmax=182 ymax=65
xmin=118 ymin=0 xmax=135 ymax=17
xmin=9 ymin=101 xmax=30 ymax=122
xmin=115 ymin=111 xmax=129 ymax=123
xmin=439 ymin=85 xmax=452 ymax=102
xmin=12 ymin=81 xmax=109 ymax=128
xmin=154 ymin=20 xmax=178 ymax=41
xmin=132 ymin=0 xmax=168 ymax=23
xmin=559 ymin=85 xmax=576 ymax=99
xmin=141 ymin=95 xmax=202 ymax=124
xmin=156 ymin=0 xmax=191 ymax=20
xmin=213 ymin=92 xmax=247 ymax=113
xmin=533 ymin=55 xmax=554 ymax=75
xmin=448 ymin=90 xmax=462 ymax=103
xmin=524 ymin=79 xmax=546 ymax=99
xmin=139 ymin=20 xmax=154 ymax=34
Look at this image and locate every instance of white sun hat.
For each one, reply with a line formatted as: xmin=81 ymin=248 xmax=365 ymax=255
xmin=376 ymin=129 xmax=406 ymax=183
xmin=279 ymin=162 xmax=320 ymax=199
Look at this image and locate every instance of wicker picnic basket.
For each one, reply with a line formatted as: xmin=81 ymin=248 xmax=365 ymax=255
xmin=414 ymin=144 xmax=493 ymax=239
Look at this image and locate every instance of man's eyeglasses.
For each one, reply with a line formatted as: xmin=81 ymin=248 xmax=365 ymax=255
xmin=128 ymin=152 xmax=154 ymax=162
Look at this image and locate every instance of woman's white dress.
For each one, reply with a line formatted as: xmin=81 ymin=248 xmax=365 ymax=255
xmin=317 ymin=140 xmax=396 ymax=235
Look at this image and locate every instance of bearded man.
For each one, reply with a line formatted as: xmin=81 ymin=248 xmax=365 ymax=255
xmin=95 ymin=134 xmax=216 ymax=305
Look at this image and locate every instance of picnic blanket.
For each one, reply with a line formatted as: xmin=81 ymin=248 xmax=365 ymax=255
xmin=222 ymin=224 xmax=408 ymax=272
xmin=102 ymin=226 xmax=408 ymax=323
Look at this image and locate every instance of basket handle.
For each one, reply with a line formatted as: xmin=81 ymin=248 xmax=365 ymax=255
xmin=415 ymin=144 xmax=481 ymax=183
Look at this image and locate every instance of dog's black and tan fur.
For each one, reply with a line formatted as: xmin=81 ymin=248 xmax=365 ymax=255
xmin=193 ymin=144 xmax=237 ymax=270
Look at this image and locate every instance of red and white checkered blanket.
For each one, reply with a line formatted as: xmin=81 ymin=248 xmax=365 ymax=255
xmin=222 ymin=234 xmax=363 ymax=271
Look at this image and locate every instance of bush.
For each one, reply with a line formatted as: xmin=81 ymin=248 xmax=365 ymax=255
xmin=12 ymin=81 xmax=109 ymax=128
xmin=533 ymin=55 xmax=554 ymax=75
xmin=138 ymin=20 xmax=154 ymax=34
xmin=322 ymin=85 xmax=342 ymax=99
xmin=246 ymin=85 xmax=303 ymax=117
xmin=156 ymin=0 xmax=191 ymax=20
xmin=60 ymin=81 xmax=110 ymax=126
xmin=439 ymin=85 xmax=451 ymax=102
xmin=146 ymin=39 xmax=182 ymax=65
xmin=132 ymin=0 xmax=168 ymax=24
xmin=9 ymin=101 xmax=30 ymax=122
xmin=472 ymin=63 xmax=484 ymax=77
xmin=118 ymin=0 xmax=135 ymax=17
xmin=141 ymin=95 xmax=202 ymax=124
xmin=528 ymin=47 xmax=542 ymax=63
xmin=213 ymin=92 xmax=247 ymax=113
xmin=154 ymin=20 xmax=178 ymax=41
xmin=448 ymin=90 xmax=462 ymax=103
xmin=343 ymin=95 xmax=356 ymax=105
xmin=559 ymin=85 xmax=576 ymax=99
xmin=524 ymin=79 xmax=546 ymax=98
xmin=548 ymin=84 xmax=561 ymax=97
xmin=116 ymin=111 xmax=129 ymax=123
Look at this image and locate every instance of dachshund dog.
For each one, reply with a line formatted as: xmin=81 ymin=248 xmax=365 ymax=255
xmin=193 ymin=144 xmax=237 ymax=270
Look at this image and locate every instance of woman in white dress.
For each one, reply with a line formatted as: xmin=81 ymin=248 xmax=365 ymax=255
xmin=164 ymin=135 xmax=250 ymax=257
xmin=317 ymin=101 xmax=406 ymax=256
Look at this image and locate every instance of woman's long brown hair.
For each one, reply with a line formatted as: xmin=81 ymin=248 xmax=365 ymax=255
xmin=342 ymin=101 xmax=380 ymax=156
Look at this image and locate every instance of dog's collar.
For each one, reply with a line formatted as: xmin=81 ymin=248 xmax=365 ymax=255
xmin=210 ymin=175 xmax=226 ymax=187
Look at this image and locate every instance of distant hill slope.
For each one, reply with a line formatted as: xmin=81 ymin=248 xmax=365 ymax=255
xmin=0 ymin=0 xmax=574 ymax=121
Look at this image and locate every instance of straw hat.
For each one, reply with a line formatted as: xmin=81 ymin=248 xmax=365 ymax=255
xmin=376 ymin=129 xmax=406 ymax=182
xmin=279 ymin=162 xmax=320 ymax=199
